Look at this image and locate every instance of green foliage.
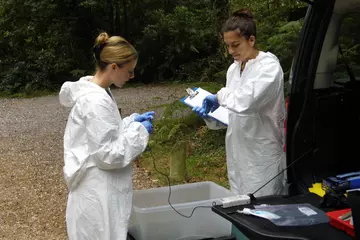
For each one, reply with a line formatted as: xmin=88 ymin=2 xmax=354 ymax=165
xmin=135 ymin=3 xmax=227 ymax=83
xmin=265 ymin=20 xmax=304 ymax=78
xmin=141 ymin=115 xmax=228 ymax=187
xmin=140 ymin=82 xmax=229 ymax=187
xmin=0 ymin=0 xmax=115 ymax=94
xmin=0 ymin=0 xmax=74 ymax=94
xmin=0 ymin=0 xmax=231 ymax=94
xmin=0 ymin=0 xmax=341 ymax=96
xmin=335 ymin=12 xmax=360 ymax=77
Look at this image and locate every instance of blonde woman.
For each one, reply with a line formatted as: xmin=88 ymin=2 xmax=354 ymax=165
xmin=59 ymin=32 xmax=154 ymax=240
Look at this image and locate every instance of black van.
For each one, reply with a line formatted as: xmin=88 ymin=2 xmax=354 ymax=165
xmin=129 ymin=1 xmax=360 ymax=239
xmin=211 ymin=1 xmax=360 ymax=239
xmin=286 ymin=0 xmax=360 ymax=196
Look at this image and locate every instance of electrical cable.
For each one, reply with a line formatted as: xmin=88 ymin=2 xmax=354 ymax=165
xmin=248 ymin=148 xmax=315 ymax=201
xmin=149 ymin=146 xmax=314 ymax=215
xmin=148 ymin=148 xmax=216 ymax=218
xmin=147 ymin=142 xmax=314 ymax=217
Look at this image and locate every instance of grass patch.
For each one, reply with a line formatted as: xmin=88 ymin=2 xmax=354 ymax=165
xmin=138 ymin=81 xmax=229 ymax=189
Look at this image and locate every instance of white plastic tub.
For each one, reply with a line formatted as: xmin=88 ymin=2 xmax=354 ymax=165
xmin=128 ymin=181 xmax=236 ymax=240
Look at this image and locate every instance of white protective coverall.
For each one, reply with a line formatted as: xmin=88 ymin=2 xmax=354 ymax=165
xmin=205 ymin=51 xmax=287 ymax=197
xmin=59 ymin=76 xmax=149 ymax=240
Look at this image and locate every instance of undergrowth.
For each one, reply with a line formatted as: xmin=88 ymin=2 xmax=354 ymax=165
xmin=138 ymin=82 xmax=230 ymax=189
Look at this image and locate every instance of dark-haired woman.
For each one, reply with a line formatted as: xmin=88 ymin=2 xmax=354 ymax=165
xmin=193 ymin=9 xmax=287 ymax=197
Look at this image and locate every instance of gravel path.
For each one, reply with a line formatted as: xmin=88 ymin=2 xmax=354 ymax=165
xmin=0 ymin=84 xmax=186 ymax=240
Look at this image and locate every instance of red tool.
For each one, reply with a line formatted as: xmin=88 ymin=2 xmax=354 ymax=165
xmin=327 ymin=209 xmax=354 ymax=237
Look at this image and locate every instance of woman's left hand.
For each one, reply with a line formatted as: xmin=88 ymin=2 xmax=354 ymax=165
xmin=135 ymin=111 xmax=155 ymax=122
xmin=203 ymin=94 xmax=219 ymax=114
xmin=192 ymin=106 xmax=207 ymax=118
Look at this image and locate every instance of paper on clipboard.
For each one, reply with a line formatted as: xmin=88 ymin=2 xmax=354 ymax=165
xmin=181 ymin=87 xmax=228 ymax=126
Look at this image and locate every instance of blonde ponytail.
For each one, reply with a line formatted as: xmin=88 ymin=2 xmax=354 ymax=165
xmin=93 ymin=32 xmax=138 ymax=70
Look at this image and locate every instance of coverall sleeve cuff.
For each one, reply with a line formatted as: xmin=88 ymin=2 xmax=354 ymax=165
xmin=134 ymin=121 xmax=150 ymax=140
xmin=123 ymin=113 xmax=140 ymax=128
xmin=216 ymin=87 xmax=229 ymax=107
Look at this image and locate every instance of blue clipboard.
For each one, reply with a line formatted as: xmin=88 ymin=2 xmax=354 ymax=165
xmin=180 ymin=87 xmax=228 ymax=126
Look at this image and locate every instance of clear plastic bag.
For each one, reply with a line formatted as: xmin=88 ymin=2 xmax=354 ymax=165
xmin=251 ymin=203 xmax=329 ymax=226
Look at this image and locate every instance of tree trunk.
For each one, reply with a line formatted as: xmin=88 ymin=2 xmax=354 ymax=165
xmin=114 ymin=0 xmax=121 ymax=35
xmin=273 ymin=0 xmax=281 ymax=9
xmin=214 ymin=0 xmax=229 ymax=31
xmin=122 ymin=0 xmax=128 ymax=38
xmin=169 ymin=141 xmax=188 ymax=182
xmin=214 ymin=0 xmax=230 ymax=62
xmin=107 ymin=0 xmax=114 ymax=34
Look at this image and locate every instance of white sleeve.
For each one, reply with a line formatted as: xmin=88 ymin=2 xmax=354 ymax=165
xmin=84 ymin=99 xmax=149 ymax=170
xmin=122 ymin=113 xmax=140 ymax=129
xmin=217 ymin=61 xmax=283 ymax=115
xmin=225 ymin=63 xmax=237 ymax=87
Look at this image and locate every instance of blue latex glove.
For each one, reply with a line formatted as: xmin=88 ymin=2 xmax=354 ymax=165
xmin=135 ymin=111 xmax=155 ymax=122
xmin=141 ymin=120 xmax=153 ymax=134
xmin=192 ymin=106 xmax=207 ymax=118
xmin=202 ymin=94 xmax=219 ymax=114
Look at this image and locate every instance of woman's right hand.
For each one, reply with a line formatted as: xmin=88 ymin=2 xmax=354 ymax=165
xmin=135 ymin=111 xmax=155 ymax=122
xmin=141 ymin=120 xmax=153 ymax=134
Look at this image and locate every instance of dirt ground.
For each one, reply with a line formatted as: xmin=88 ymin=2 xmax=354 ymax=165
xmin=0 ymin=84 xmax=186 ymax=240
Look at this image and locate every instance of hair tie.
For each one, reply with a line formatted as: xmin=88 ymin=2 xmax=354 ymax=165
xmin=93 ymin=43 xmax=106 ymax=61
xmin=232 ymin=9 xmax=253 ymax=20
